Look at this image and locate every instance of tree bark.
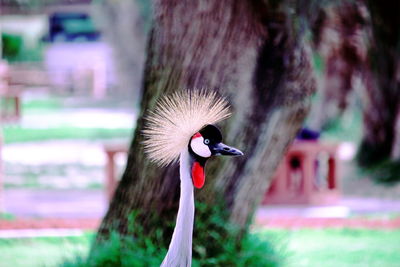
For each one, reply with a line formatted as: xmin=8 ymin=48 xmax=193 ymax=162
xmin=95 ymin=0 xmax=315 ymax=253
xmin=357 ymin=1 xmax=400 ymax=165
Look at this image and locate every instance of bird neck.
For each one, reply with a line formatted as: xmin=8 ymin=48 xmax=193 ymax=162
xmin=161 ymin=149 xmax=194 ymax=267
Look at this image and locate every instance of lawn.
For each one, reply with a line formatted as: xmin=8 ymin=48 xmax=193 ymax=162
xmin=0 ymin=233 xmax=92 ymax=267
xmin=2 ymin=96 xmax=134 ymax=144
xmin=3 ymin=127 xmax=133 ymax=144
xmin=0 ymin=229 xmax=399 ymax=267
xmin=263 ymin=229 xmax=400 ymax=267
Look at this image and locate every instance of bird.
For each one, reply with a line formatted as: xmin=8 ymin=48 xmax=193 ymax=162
xmin=142 ymin=90 xmax=243 ymax=267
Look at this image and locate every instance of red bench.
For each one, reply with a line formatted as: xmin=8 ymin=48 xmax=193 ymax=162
xmin=263 ymin=141 xmax=340 ymax=205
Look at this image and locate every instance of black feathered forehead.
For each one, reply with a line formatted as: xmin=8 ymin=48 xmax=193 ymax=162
xmin=199 ymin=124 xmax=222 ymax=143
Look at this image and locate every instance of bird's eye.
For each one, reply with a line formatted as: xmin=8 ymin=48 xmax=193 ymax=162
xmin=204 ymin=139 xmax=210 ymax=145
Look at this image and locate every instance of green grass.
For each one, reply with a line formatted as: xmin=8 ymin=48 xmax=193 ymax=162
xmin=0 ymin=229 xmax=399 ymax=267
xmin=3 ymin=127 xmax=133 ymax=144
xmin=0 ymin=213 xmax=16 ymax=221
xmin=22 ymin=98 xmax=63 ymax=112
xmin=0 ymin=233 xmax=93 ymax=267
xmin=2 ymin=96 xmax=134 ymax=143
xmin=262 ymin=229 xmax=400 ymax=267
xmin=4 ymin=162 xmax=106 ymax=189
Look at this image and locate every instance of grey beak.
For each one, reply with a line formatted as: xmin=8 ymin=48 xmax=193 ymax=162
xmin=211 ymin=142 xmax=244 ymax=156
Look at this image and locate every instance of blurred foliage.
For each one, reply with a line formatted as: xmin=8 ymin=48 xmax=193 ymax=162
xmin=320 ymin=112 xmax=362 ymax=143
xmin=61 ymin=231 xmax=166 ymax=267
xmin=314 ymin=99 xmax=363 ymax=143
xmin=357 ymin=137 xmax=400 ymax=184
xmin=358 ymin=157 xmax=400 ymax=185
xmin=357 ymin=140 xmax=388 ymax=168
xmin=192 ymin=202 xmax=282 ymax=267
xmin=1 ymin=33 xmax=43 ymax=62
xmin=63 ymin=204 xmax=283 ymax=267
xmin=2 ymin=33 xmax=23 ymax=60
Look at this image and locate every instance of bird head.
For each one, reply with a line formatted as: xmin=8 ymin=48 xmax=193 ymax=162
xmin=188 ymin=124 xmax=243 ymax=189
xmin=142 ymin=90 xmax=243 ymax=189
xmin=189 ymin=124 xmax=243 ymax=158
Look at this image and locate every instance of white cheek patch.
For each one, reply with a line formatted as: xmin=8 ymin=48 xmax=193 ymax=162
xmin=190 ymin=136 xmax=211 ymax=158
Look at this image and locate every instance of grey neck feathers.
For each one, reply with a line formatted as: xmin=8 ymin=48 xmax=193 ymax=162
xmin=160 ymin=149 xmax=194 ymax=267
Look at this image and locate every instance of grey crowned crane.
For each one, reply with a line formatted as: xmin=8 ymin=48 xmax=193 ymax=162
xmin=142 ymin=90 xmax=243 ymax=267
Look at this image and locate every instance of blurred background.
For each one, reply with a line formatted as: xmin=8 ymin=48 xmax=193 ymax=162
xmin=0 ymin=0 xmax=399 ymax=267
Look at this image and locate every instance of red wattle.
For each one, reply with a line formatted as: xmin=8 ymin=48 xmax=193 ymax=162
xmin=191 ymin=161 xmax=205 ymax=189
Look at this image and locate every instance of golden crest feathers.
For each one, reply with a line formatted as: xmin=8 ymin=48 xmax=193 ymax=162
xmin=142 ymin=90 xmax=231 ymax=166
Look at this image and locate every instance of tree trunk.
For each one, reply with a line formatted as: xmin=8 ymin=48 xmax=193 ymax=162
xmin=95 ymin=0 xmax=315 ymax=256
xmin=357 ymin=1 xmax=400 ymax=165
xmin=308 ymin=2 xmax=368 ymax=131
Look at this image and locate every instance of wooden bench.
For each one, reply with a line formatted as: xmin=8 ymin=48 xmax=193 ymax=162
xmin=263 ymin=141 xmax=340 ymax=205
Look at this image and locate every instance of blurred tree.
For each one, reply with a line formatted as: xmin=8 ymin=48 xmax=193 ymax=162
xmin=94 ymin=0 xmax=315 ymax=261
xmin=92 ymin=0 xmax=147 ymax=104
xmin=357 ymin=1 xmax=400 ymax=167
xmin=308 ymin=2 xmax=368 ymax=131
xmin=302 ymin=0 xmax=400 ymax=183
